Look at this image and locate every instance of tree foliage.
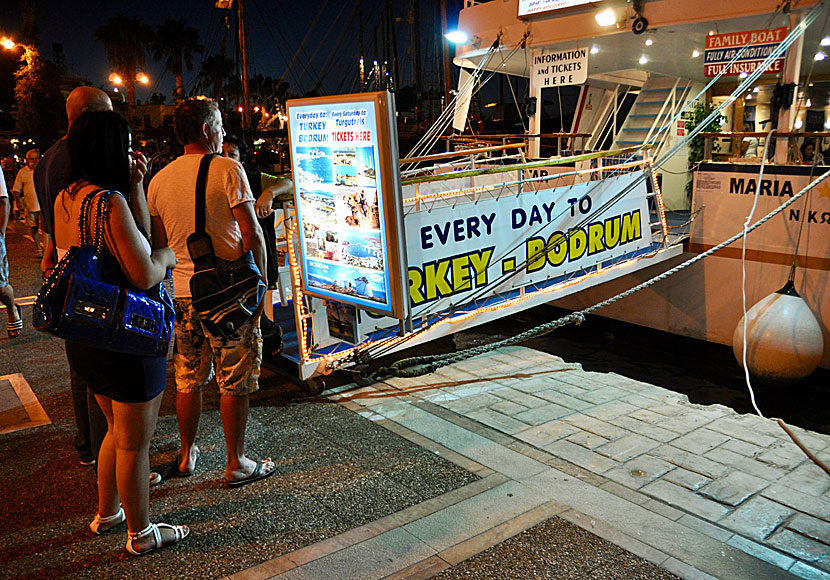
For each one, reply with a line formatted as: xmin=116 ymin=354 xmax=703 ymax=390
xmin=13 ymin=52 xmax=64 ymax=148
xmin=95 ymin=15 xmax=153 ymax=115
xmin=152 ymin=19 xmax=203 ymax=103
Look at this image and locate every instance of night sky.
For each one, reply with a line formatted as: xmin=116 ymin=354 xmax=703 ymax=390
xmin=1 ymin=0 xmax=462 ymax=100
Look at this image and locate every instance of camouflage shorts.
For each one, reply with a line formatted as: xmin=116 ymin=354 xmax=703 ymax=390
xmin=173 ymin=298 xmax=262 ymax=397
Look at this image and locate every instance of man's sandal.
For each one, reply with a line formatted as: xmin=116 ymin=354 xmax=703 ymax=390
xmin=89 ymin=507 xmax=125 ymax=535
xmin=125 ymin=522 xmax=190 ymax=556
xmin=7 ymin=305 xmax=22 ymax=338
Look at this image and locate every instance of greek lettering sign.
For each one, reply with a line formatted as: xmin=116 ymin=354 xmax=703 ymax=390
xmin=519 ymin=0 xmax=594 ymax=17
xmin=532 ymin=48 xmax=588 ymax=87
xmin=692 ymin=166 xmax=830 ymax=262
xmin=704 ymin=28 xmax=787 ymax=78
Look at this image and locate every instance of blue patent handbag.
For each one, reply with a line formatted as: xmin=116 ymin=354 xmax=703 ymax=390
xmin=32 ymin=190 xmax=174 ymax=357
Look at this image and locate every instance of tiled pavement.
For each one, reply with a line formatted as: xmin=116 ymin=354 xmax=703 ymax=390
xmin=263 ymin=345 xmax=830 ymax=580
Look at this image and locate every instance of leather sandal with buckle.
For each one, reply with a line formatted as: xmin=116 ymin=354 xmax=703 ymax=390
xmin=125 ymin=522 xmax=190 ymax=556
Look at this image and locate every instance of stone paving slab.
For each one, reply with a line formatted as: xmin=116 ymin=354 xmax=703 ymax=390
xmin=363 ymin=346 xmax=830 ymax=579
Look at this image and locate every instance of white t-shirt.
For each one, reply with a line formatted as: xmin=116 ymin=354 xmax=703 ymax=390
xmin=148 ymin=154 xmax=254 ymax=297
xmin=13 ymin=166 xmax=40 ymax=212
xmin=0 ymin=173 xmax=7 ymax=198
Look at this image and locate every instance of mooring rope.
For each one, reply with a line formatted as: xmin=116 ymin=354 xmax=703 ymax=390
xmin=374 ymin=168 xmax=830 ymax=379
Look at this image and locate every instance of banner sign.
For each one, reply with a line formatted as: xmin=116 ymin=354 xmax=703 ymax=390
xmin=532 ymin=48 xmax=588 ymax=87
xmin=692 ymin=167 xmax=830 ymax=261
xmin=519 ymin=0 xmax=594 ymax=17
xmin=704 ymin=28 xmax=787 ymax=78
xmin=405 ymin=171 xmax=653 ymax=314
xmin=287 ymin=92 xmax=406 ymax=317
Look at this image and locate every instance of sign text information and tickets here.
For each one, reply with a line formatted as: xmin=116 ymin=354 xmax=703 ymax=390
xmin=288 ymin=99 xmax=395 ymax=315
xmin=704 ymin=28 xmax=787 ymax=78
xmin=532 ymin=48 xmax=588 ymax=87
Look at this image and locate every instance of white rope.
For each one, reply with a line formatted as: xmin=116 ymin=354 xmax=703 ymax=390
xmin=740 ymin=129 xmax=776 ymax=419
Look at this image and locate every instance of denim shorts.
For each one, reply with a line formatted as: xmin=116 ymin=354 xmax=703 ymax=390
xmin=0 ymin=235 xmax=8 ymax=288
xmin=173 ymin=298 xmax=262 ymax=397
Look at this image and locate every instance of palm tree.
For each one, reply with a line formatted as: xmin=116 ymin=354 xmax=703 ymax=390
xmin=95 ymin=15 xmax=153 ymax=114
xmin=152 ymin=19 xmax=203 ymax=103
xmin=196 ymin=55 xmax=235 ymax=103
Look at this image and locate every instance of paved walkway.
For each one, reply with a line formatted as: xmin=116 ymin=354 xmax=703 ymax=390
xmin=239 ymin=346 xmax=830 ymax=580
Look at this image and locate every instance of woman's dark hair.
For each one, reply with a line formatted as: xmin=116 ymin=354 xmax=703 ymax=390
xmin=68 ymin=110 xmax=131 ymax=196
xmin=223 ymin=134 xmax=248 ymax=163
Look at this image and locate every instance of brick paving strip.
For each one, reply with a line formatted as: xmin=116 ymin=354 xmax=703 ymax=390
xmin=242 ymin=346 xmax=830 ymax=580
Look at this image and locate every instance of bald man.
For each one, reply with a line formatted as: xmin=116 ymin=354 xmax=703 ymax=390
xmin=33 ymin=87 xmax=113 ymax=467
xmin=35 ymin=86 xmax=113 ymax=272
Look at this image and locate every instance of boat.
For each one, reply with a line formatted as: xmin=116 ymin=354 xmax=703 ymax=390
xmin=441 ymin=0 xmax=830 ymax=371
xmin=262 ymin=0 xmax=829 ymax=392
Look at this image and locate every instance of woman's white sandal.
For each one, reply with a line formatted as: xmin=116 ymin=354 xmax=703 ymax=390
xmin=89 ymin=507 xmax=125 ymax=535
xmin=125 ymin=522 xmax=190 ymax=556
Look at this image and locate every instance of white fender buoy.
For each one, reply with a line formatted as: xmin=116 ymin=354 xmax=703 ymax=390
xmin=733 ymin=281 xmax=824 ymax=383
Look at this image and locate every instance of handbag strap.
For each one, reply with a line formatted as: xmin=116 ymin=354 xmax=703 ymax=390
xmin=78 ymin=188 xmax=109 ymax=254
xmin=194 ymin=154 xmax=217 ymax=236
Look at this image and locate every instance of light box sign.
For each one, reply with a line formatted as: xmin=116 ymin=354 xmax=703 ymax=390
xmin=287 ymin=92 xmax=406 ymax=318
xmin=704 ymin=28 xmax=787 ymax=77
xmin=519 ymin=0 xmax=595 ymax=17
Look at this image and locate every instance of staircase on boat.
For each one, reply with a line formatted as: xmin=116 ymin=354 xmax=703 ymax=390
xmin=612 ymin=74 xmax=694 ymax=157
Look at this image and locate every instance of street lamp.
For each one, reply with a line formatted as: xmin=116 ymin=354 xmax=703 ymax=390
xmin=0 ymin=36 xmax=38 ymax=68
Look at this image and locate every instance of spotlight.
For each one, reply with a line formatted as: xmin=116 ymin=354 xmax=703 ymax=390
xmin=692 ymin=49 xmax=700 ymax=58
xmin=639 ymin=55 xmax=649 ymax=64
xmin=645 ymin=38 xmax=653 ymax=46
xmin=814 ymin=51 xmax=826 ymax=61
xmin=590 ymin=46 xmax=599 ymax=54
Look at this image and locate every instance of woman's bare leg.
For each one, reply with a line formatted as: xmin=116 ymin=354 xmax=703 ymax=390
xmin=93 ymin=395 xmax=120 ymax=519
xmin=110 ymin=392 xmax=163 ymax=534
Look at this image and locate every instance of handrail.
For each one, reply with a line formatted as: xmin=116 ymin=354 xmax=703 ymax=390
xmin=698 ymin=131 xmax=830 ymax=161
xmin=400 ymin=142 xmax=526 ymax=164
xmin=401 ymin=144 xmax=651 ymax=186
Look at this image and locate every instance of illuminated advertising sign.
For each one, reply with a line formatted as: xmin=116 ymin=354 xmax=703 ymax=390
xmin=704 ymin=28 xmax=787 ymax=77
xmin=287 ymin=92 xmax=406 ymax=318
xmin=519 ymin=0 xmax=595 ymax=17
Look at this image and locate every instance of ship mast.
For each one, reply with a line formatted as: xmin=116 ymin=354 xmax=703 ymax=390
xmin=238 ymin=0 xmax=252 ymax=132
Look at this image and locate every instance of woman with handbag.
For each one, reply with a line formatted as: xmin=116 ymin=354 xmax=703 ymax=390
xmin=53 ymin=110 xmax=187 ymax=555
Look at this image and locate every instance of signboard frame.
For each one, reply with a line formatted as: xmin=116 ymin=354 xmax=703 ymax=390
xmin=286 ymin=91 xmax=407 ymax=319
xmin=518 ymin=0 xmax=595 ymax=18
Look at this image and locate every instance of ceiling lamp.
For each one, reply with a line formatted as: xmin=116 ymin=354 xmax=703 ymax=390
xmin=794 ymin=119 xmax=803 ymax=129
xmin=645 ymin=38 xmax=653 ymax=46
xmin=692 ymin=49 xmax=701 ymax=58
xmin=822 ymin=36 xmax=830 ymax=46
xmin=814 ymin=51 xmax=826 ymax=61
xmin=595 ymin=9 xmax=617 ymax=27
xmin=590 ymin=46 xmax=599 ymax=54
xmin=639 ymin=55 xmax=649 ymax=64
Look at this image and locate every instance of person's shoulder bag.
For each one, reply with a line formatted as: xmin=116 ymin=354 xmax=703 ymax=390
xmin=187 ymin=154 xmax=265 ymax=339
xmin=33 ymin=189 xmax=175 ymax=356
